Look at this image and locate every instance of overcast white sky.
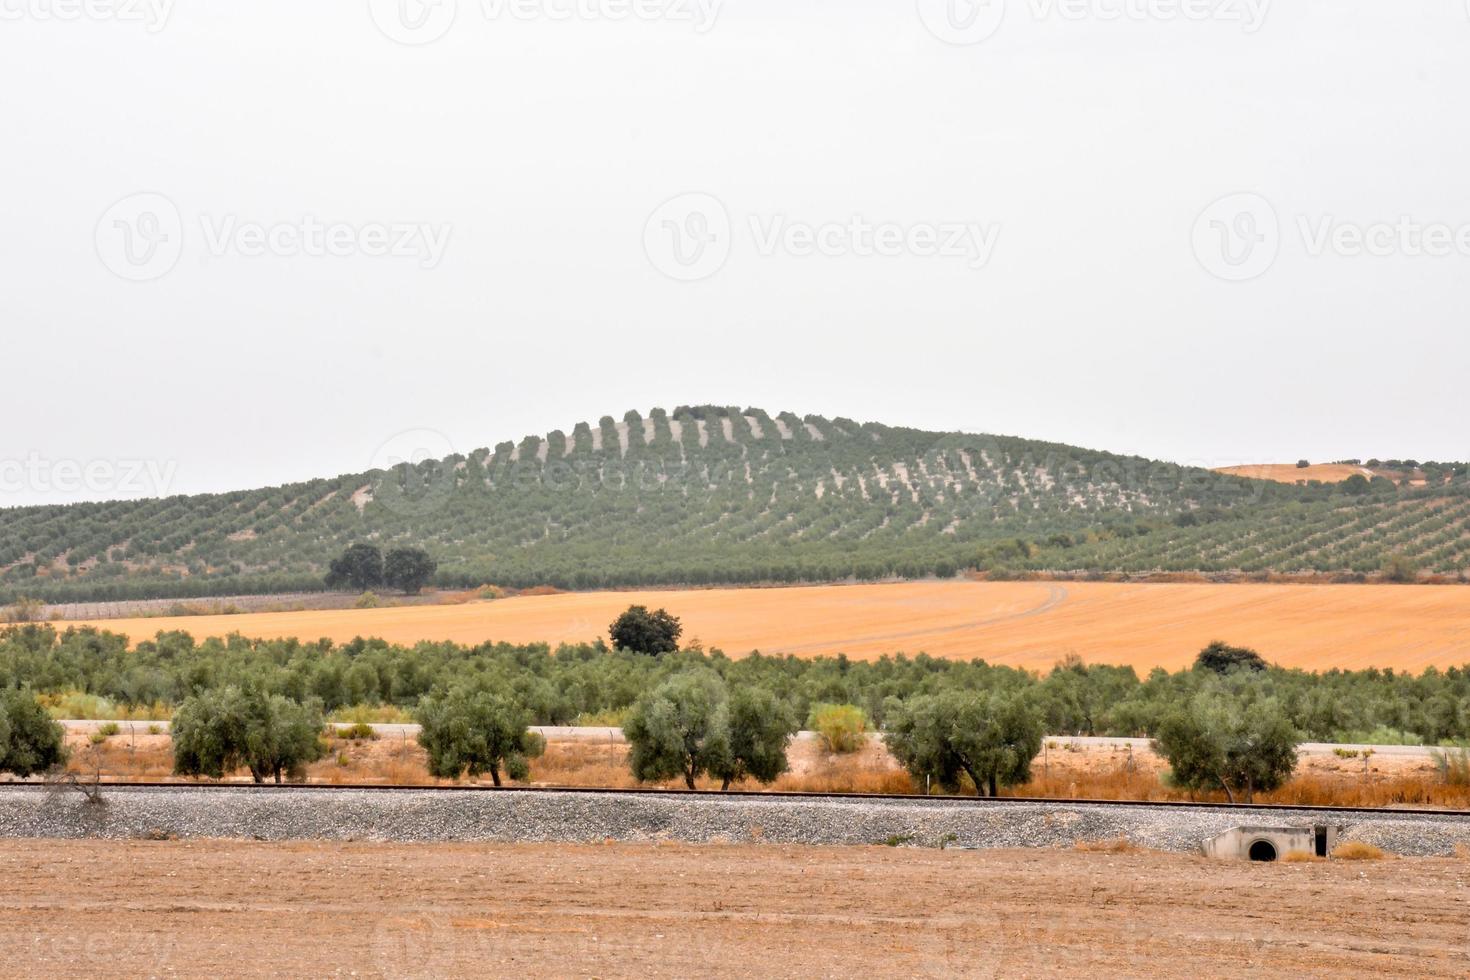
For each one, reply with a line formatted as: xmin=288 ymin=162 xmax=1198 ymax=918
xmin=2 ymin=1 xmax=1468 ymax=505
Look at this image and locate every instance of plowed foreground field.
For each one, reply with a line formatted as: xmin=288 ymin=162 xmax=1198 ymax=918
xmin=67 ymin=580 xmax=1470 ymax=672
xmin=6 ymin=840 xmax=1468 ymax=978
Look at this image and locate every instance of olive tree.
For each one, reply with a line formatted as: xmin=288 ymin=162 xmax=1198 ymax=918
xmin=623 ymin=672 xmax=796 ymax=790
xmin=623 ymin=671 xmax=729 ymax=790
xmin=415 ymin=687 xmax=544 ymax=786
xmin=1152 ymin=688 xmax=1298 ymax=803
xmin=883 ymin=689 xmax=1043 ymax=797
xmin=173 ymin=687 xmax=325 ymax=784
xmin=0 ymin=688 xmax=67 ymax=777
xmin=709 ymin=685 xmax=798 ymax=791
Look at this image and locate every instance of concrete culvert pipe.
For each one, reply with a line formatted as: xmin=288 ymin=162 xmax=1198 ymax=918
xmin=1248 ymin=839 xmax=1278 ymax=862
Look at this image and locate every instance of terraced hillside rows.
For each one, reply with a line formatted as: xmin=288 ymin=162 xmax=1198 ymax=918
xmin=3 ymin=406 xmax=1469 ymax=602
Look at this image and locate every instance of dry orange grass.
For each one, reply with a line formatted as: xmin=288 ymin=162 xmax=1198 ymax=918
xmin=62 ymin=580 xmax=1470 ymax=672
xmin=1074 ymin=837 xmax=1144 ymax=854
xmin=1332 ymin=841 xmax=1388 ymax=861
xmin=1214 ymin=463 xmax=1375 ymax=485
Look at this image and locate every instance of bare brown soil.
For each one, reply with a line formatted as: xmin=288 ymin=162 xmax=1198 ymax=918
xmin=2 ymin=839 xmax=1466 ymax=977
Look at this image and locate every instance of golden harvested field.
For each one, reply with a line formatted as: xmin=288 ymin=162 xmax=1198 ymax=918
xmin=1214 ymin=462 xmax=1373 ymax=484
xmin=67 ymin=580 xmax=1470 ymax=673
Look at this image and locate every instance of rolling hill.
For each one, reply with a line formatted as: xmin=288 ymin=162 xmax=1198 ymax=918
xmin=3 ymin=406 xmax=1468 ymax=603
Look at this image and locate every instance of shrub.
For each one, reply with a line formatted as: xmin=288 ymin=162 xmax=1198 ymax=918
xmin=3 ymin=597 xmax=45 ymax=624
xmin=808 ymin=703 xmax=868 ymax=753
xmin=354 ymin=592 xmax=382 ymax=609
xmin=1432 ymin=746 xmax=1470 ymax=787
xmin=1381 ymin=553 xmax=1420 ymax=584
xmin=331 ymin=722 xmax=378 ymax=741
xmin=414 ymin=687 xmax=543 ymax=786
xmin=0 ymin=689 xmax=67 ymax=777
xmin=97 ymin=721 xmax=121 ymax=737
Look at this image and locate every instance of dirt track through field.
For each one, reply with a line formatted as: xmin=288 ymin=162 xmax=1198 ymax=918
xmin=3 ymin=840 xmax=1467 ymax=978
xmin=66 ymin=581 xmax=1470 ymax=672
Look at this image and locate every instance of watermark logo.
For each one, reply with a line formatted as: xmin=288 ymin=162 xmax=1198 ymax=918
xmin=370 ymin=0 xmax=721 ymax=42
xmin=198 ymin=216 xmax=452 ymax=268
xmin=0 ymin=453 xmax=178 ymax=500
xmin=0 ymin=0 xmax=176 ymax=31
xmin=918 ymin=0 xmax=1269 ymax=44
xmin=482 ymin=0 xmax=723 ymax=31
xmin=369 ymin=0 xmax=458 ymax=45
xmin=1194 ymin=192 xmax=1470 ymax=281
xmin=643 ymin=193 xmax=732 ymax=282
xmin=917 ymin=0 xmax=1006 ymax=45
xmin=749 ymin=215 xmax=999 ymax=269
xmin=644 ymin=193 xmax=1000 ymax=281
xmin=369 ymin=428 xmax=459 ymax=517
xmin=1192 ymin=192 xmax=1279 ymax=282
xmin=95 ymin=192 xmax=184 ymax=283
xmin=96 ymin=194 xmax=453 ymax=281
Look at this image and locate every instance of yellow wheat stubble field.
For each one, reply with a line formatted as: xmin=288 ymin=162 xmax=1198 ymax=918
xmin=65 ymin=580 xmax=1470 ymax=673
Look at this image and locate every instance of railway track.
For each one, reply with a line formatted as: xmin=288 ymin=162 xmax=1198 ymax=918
xmin=14 ymin=780 xmax=1470 ymax=820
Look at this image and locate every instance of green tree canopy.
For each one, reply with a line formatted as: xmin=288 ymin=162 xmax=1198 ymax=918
xmin=0 ymin=688 xmax=66 ymax=777
xmin=709 ymin=685 xmax=798 ymax=790
xmin=609 ymin=605 xmax=683 ymax=656
xmin=325 ymin=543 xmax=384 ymax=591
xmin=414 ymin=687 xmax=544 ymax=786
xmin=883 ymin=689 xmax=1044 ymax=797
xmin=623 ymin=670 xmax=732 ymax=790
xmin=384 ymin=547 xmax=438 ymax=595
xmin=172 ymin=686 xmax=325 ymax=784
xmin=1194 ymin=641 xmax=1268 ymax=675
xmin=1152 ymin=685 xmax=1299 ymax=803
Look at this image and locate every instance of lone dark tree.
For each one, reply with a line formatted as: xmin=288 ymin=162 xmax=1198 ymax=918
xmin=172 ymin=687 xmax=325 ymax=783
xmin=325 ymin=543 xmax=384 ymax=591
xmin=609 ymin=605 xmax=683 ymax=655
xmin=1193 ymin=641 xmax=1268 ymax=674
xmin=1153 ymin=689 xmax=1299 ymax=803
xmin=883 ymin=689 xmax=1044 ymax=797
xmin=384 ymin=547 xmax=438 ymax=595
xmin=0 ymin=688 xmax=67 ymax=777
xmin=415 ymin=687 xmax=544 ymax=786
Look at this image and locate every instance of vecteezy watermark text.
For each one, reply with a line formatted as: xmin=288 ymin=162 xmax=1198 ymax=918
xmin=95 ymin=192 xmax=453 ymax=282
xmin=1193 ymin=192 xmax=1470 ymax=281
xmin=0 ymin=0 xmax=174 ymax=31
xmin=0 ymin=454 xmax=178 ymax=499
xmin=644 ymin=193 xmax=1000 ymax=281
xmin=199 ymin=216 xmax=452 ymax=267
xmin=369 ymin=0 xmax=722 ymax=45
xmin=917 ymin=0 xmax=1269 ymax=46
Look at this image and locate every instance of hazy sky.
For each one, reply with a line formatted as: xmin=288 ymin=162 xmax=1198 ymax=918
xmin=2 ymin=1 xmax=1468 ymax=506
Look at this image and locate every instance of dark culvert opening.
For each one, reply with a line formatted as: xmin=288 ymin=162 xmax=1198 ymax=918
xmin=1248 ymin=840 xmax=1278 ymax=863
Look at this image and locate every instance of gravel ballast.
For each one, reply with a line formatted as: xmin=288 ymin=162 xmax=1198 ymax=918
xmin=3 ymin=786 xmax=1469 ymax=856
